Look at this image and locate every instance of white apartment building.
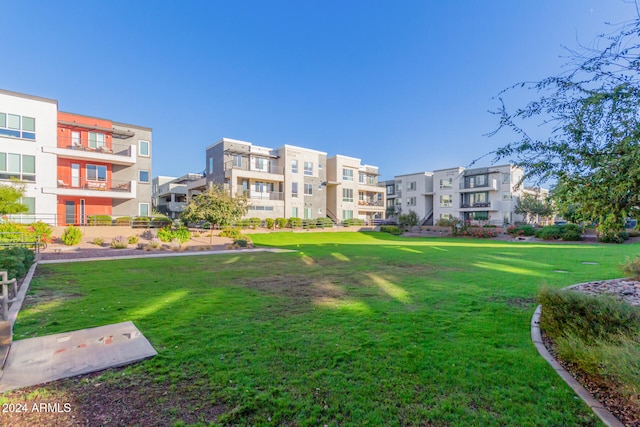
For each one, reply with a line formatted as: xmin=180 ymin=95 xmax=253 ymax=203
xmin=385 ymin=172 xmax=434 ymax=224
xmin=326 ymin=155 xmax=385 ymax=224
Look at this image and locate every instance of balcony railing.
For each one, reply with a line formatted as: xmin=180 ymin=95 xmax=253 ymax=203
xmin=459 ymin=179 xmax=498 ymax=191
xmin=358 ymin=200 xmax=384 ymax=207
xmin=57 ymin=136 xmax=133 ymax=157
xmin=56 ymin=176 xmax=132 ymax=192
xmin=224 ymin=160 xmax=284 ymax=175
xmin=460 ymin=202 xmax=491 ymax=209
xmin=243 ymin=190 xmax=284 ymax=201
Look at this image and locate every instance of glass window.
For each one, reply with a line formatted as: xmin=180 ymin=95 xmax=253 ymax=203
xmin=343 ymin=169 xmax=353 ymax=181
xmin=139 ymin=203 xmax=150 ymax=216
xmin=440 ymin=178 xmax=452 ymax=189
xmin=343 ymin=188 xmax=353 ymax=202
xmin=304 ymin=162 xmax=313 ymax=175
xmin=475 ymin=175 xmax=486 ymax=186
xmin=291 ymin=160 xmax=298 ymax=173
xmin=7 ymin=114 xmax=20 ymax=130
xmin=503 ymin=173 xmax=510 ymax=184
xmin=87 ymin=164 xmax=107 ymax=181
xmin=21 ymin=197 xmax=35 ymax=214
xmin=292 ymin=207 xmax=298 ymax=217
xmin=0 ymin=113 xmax=5 ymax=128
xmin=209 ymin=157 xmax=213 ymax=173
xmin=139 ymin=170 xmax=150 ymax=183
xmin=304 ymin=183 xmax=313 ymax=195
xmin=342 ymin=210 xmax=353 ymax=220
xmin=304 ymin=208 xmax=312 ymax=219
xmin=292 ymin=182 xmax=298 ymax=197
xmin=359 ymin=173 xmax=365 ymax=184
xmin=22 ymin=155 xmax=35 ymax=174
xmin=22 ymin=116 xmax=35 ymax=132
xmin=139 ymin=140 xmax=150 ymax=156
xmin=407 ymin=182 xmax=416 ymax=191
xmin=440 ymin=195 xmax=452 ymax=207
xmin=7 ymin=153 xmax=20 ymax=172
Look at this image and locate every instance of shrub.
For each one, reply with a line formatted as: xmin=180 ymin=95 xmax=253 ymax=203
xmin=61 ymin=225 xmax=83 ymax=246
xmin=535 ymin=225 xmax=563 ymax=240
xmin=0 ymin=222 xmax=28 ymax=242
xmin=91 ymin=237 xmax=104 ymax=246
xmin=461 ymin=227 xmax=498 ymax=238
xmin=235 ymin=218 xmax=251 ymax=228
xmin=128 ymin=235 xmax=139 ymax=245
xmin=249 ymin=217 xmax=262 ymax=228
xmin=276 ymin=218 xmax=287 ymax=229
xmin=147 ymin=238 xmax=162 ymax=249
xmin=132 ymin=216 xmax=151 ymax=228
xmin=288 ymin=217 xmax=302 ymax=228
xmin=316 ymin=218 xmax=334 ymax=228
xmin=344 ymin=218 xmax=364 ymax=226
xmin=219 ymin=228 xmax=242 ymax=239
xmin=29 ymin=221 xmax=53 ymax=243
xmin=87 ymin=215 xmax=112 ymax=226
xmin=598 ymin=230 xmax=629 ymax=243
xmin=233 ymin=237 xmax=250 ymax=248
xmin=561 ymin=230 xmax=582 ymax=241
xmin=157 ymin=227 xmax=174 ymax=242
xmin=538 ymin=287 xmax=640 ymax=343
xmin=172 ymin=228 xmax=191 ymax=244
xmin=114 ymin=216 xmax=132 ymax=226
xmin=110 ymin=235 xmax=129 ymax=249
xmin=265 ymin=218 xmax=275 ymax=229
xmin=380 ymin=225 xmax=403 ymax=235
xmin=621 ymin=255 xmax=640 ymax=279
xmin=0 ymin=247 xmax=35 ymax=280
xmin=151 ymin=216 xmax=172 ymax=228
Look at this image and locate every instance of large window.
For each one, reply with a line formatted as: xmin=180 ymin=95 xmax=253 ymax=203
xmin=407 ymin=181 xmax=416 ymax=191
xmin=88 ymin=132 xmax=105 ymax=149
xmin=304 ymin=183 xmax=313 ymax=195
xmin=0 ymin=112 xmax=36 ymax=139
xmin=139 ymin=140 xmax=150 ymax=157
xmin=342 ymin=168 xmax=353 ymax=181
xmin=292 ymin=182 xmax=298 ymax=198
xmin=87 ymin=164 xmax=107 ymax=181
xmin=343 ymin=188 xmax=353 ymax=202
xmin=232 ymin=155 xmax=242 ymax=168
xmin=342 ymin=210 xmax=353 ymax=220
xmin=139 ymin=203 xmax=150 ymax=217
xmin=139 ymin=170 xmax=150 ymax=183
xmin=439 ymin=195 xmax=452 ymax=207
xmin=359 ymin=173 xmax=366 ymax=184
xmin=407 ymin=197 xmax=416 ymax=206
xmin=304 ymin=162 xmax=313 ymax=176
xmin=386 ymin=184 xmax=395 ymax=195
xmin=304 ymin=207 xmax=313 ymax=219
xmin=291 ymin=160 xmax=298 ymax=174
xmin=0 ymin=152 xmax=36 ymax=181
xmin=292 ymin=207 xmax=299 ymax=217
xmin=439 ymin=178 xmax=452 ymax=189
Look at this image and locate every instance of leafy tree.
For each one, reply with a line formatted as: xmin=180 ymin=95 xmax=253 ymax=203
xmin=514 ymin=193 xmax=554 ymax=224
xmin=490 ymin=13 xmax=640 ymax=236
xmin=0 ymin=182 xmax=28 ymax=216
xmin=398 ymin=210 xmax=419 ymax=229
xmin=181 ymin=184 xmax=249 ymax=243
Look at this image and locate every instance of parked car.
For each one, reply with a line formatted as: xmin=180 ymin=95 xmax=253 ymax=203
xmin=625 ymin=218 xmax=637 ymax=229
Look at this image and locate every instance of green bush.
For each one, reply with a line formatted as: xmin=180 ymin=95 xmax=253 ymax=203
xmin=344 ymin=218 xmax=364 ymax=226
xmin=235 ymin=219 xmax=251 ymax=228
xmin=219 ymin=228 xmax=242 ymax=239
xmin=288 ymin=217 xmax=302 ymax=228
xmin=316 ymin=218 xmax=334 ymax=228
xmin=0 ymin=247 xmax=35 ymax=280
xmin=561 ymin=230 xmax=582 ymax=241
xmin=535 ymin=226 xmax=563 ymax=240
xmin=61 ymin=225 xmax=83 ymax=246
xmin=265 ymin=218 xmax=275 ymax=229
xmin=91 ymin=237 xmax=104 ymax=246
xmin=621 ymin=255 xmax=640 ymax=279
xmin=87 ymin=215 xmax=112 ymax=225
xmin=538 ymin=287 xmax=640 ymax=343
xmin=172 ymin=228 xmax=191 ymax=244
xmin=276 ymin=218 xmax=287 ymax=229
xmin=380 ymin=225 xmax=403 ymax=235
xmin=29 ymin=221 xmax=53 ymax=243
xmin=233 ymin=237 xmax=250 ymax=248
xmin=598 ymin=230 xmax=629 ymax=243
xmin=132 ymin=216 xmax=151 ymax=228
xmin=128 ymin=235 xmax=139 ymax=245
xmin=249 ymin=217 xmax=262 ymax=228
xmin=157 ymin=227 xmax=174 ymax=242
xmin=114 ymin=216 xmax=132 ymax=226
xmin=151 ymin=216 xmax=172 ymax=228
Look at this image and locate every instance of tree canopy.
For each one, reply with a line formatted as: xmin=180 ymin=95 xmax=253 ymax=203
xmin=491 ymin=12 xmax=640 ymax=233
xmin=0 ymin=182 xmax=28 ymax=216
xmin=181 ymin=184 xmax=249 ymax=242
xmin=513 ymin=193 xmax=554 ymax=224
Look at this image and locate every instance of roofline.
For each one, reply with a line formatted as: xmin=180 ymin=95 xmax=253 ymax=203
xmin=206 ymin=137 xmax=253 ymax=151
xmin=279 ymin=144 xmax=327 ymax=156
xmin=394 ymin=171 xmax=433 ymax=178
xmin=0 ymin=88 xmax=58 ymax=105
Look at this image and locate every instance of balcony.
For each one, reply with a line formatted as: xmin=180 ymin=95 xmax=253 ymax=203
xmin=225 ymin=160 xmax=283 ymax=175
xmin=459 ymin=201 xmax=497 ymax=211
xmin=244 ymin=190 xmax=284 ymax=201
xmin=166 ymin=201 xmax=187 ymax=212
xmin=43 ymin=177 xmax=136 ymax=199
xmin=459 ymin=179 xmax=498 ymax=192
xmin=44 ymin=137 xmax=136 ymax=165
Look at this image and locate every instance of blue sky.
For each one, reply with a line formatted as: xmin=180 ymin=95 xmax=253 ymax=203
xmin=2 ymin=1 xmax=636 ymax=180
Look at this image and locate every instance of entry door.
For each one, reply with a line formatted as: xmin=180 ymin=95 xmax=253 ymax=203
xmin=71 ymin=164 xmax=80 ymax=187
xmin=65 ymin=201 xmax=75 ymax=225
xmin=80 ymin=199 xmax=86 ymax=225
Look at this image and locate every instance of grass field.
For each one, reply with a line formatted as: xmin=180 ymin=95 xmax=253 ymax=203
xmin=6 ymin=232 xmax=639 ymax=426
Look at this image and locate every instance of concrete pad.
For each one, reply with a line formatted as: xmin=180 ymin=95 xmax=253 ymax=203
xmin=0 ymin=321 xmax=156 ymax=392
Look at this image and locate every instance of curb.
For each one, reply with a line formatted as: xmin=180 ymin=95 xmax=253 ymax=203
xmin=531 ymin=304 xmax=624 ymax=427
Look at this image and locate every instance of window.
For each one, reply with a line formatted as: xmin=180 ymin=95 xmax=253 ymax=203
xmin=304 ymin=162 xmax=313 ymax=175
xmin=292 ymin=207 xmax=299 ymax=217
xmin=72 ymin=131 xmax=81 ymax=147
xmin=342 ymin=168 xmax=353 ymax=181
xmin=209 ymin=157 xmax=213 ymax=173
xmin=139 ymin=140 xmax=150 ymax=157
xmin=304 ymin=183 xmax=313 ymax=195
xmin=475 ymin=175 xmax=487 ymax=186
xmin=359 ymin=173 xmax=366 ymax=184
xmin=0 ymin=112 xmax=36 ymax=139
xmin=88 ymin=132 xmax=105 ymax=149
xmin=407 ymin=197 xmax=416 ymax=206
xmin=87 ymin=164 xmax=107 ymax=181
xmin=503 ymin=173 xmax=510 ymax=184
xmin=386 ymin=184 xmax=395 ymax=195
xmin=407 ymin=181 xmax=416 ymax=191
xmin=440 ymin=213 xmax=452 ymax=220
xmin=343 ymin=188 xmax=353 ymax=202
xmin=139 ymin=203 xmax=150 ymax=216
xmin=292 ymin=182 xmax=298 ymax=198
xmin=342 ymin=210 xmax=353 ymax=220
xmin=440 ymin=195 xmax=452 ymax=207
xmin=503 ymin=192 xmax=512 ymax=201
xmin=21 ymin=197 xmax=35 ymax=214
xmin=291 ymin=160 xmax=298 ymax=173
xmin=439 ymin=178 xmax=452 ymax=189
xmin=0 ymin=153 xmax=35 ymax=181
xmin=304 ymin=207 xmax=312 ymax=219
xmin=139 ymin=170 xmax=150 ymax=183
xmin=232 ymin=155 xmax=242 ymax=168
xmin=254 ymin=157 xmax=268 ymax=172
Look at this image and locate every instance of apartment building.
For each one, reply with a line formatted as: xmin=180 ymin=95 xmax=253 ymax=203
xmin=0 ymin=89 xmax=152 ymax=225
xmin=204 ymin=138 xmax=327 ymax=220
xmin=326 ymin=155 xmax=385 ymax=224
xmin=152 ymin=173 xmax=203 ymax=219
xmin=387 ymin=164 xmax=536 ymax=226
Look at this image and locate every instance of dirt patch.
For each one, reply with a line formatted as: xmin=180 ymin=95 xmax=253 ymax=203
xmin=0 ymin=369 xmax=226 ymax=426
xmin=241 ymin=275 xmax=347 ymax=300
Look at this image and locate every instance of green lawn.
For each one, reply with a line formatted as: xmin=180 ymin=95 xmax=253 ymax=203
xmin=10 ymin=232 xmax=639 ymax=425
